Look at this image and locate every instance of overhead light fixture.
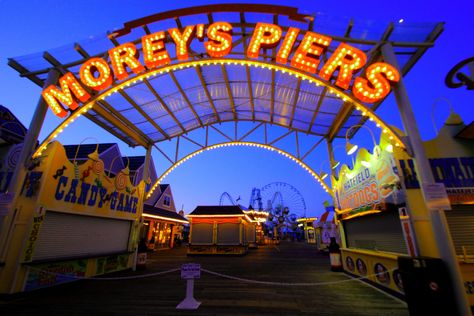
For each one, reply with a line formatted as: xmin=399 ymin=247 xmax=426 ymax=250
xmin=320 ymin=171 xmax=328 ymax=180
xmin=385 ymin=144 xmax=393 ymax=152
xmin=345 ymin=124 xmax=376 ymax=155
xmin=331 ymin=161 xmax=340 ymax=169
xmin=346 ymin=141 xmax=358 ymax=155
xmin=361 ymin=160 xmax=371 ymax=168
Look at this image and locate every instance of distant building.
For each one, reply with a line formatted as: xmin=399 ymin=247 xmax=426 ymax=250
xmin=142 ymin=183 xmax=188 ymax=250
xmin=187 ymin=205 xmax=254 ymax=255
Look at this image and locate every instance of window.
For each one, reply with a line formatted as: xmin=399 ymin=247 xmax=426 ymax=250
xmin=163 ymin=195 xmax=171 ymax=207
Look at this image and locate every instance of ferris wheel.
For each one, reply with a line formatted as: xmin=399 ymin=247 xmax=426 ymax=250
xmin=260 ymin=182 xmax=307 ymax=218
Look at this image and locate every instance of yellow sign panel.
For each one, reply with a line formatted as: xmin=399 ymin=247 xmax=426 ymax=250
xmin=20 ymin=141 xmax=144 ymax=221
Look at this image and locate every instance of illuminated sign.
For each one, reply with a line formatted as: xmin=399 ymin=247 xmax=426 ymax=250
xmin=42 ymin=21 xmax=400 ymax=118
xmin=334 ymin=146 xmax=404 ymax=220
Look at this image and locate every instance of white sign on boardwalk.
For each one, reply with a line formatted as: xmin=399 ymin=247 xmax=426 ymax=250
xmin=181 ymin=263 xmax=201 ymax=279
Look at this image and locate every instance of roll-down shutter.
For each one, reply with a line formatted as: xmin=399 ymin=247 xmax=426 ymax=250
xmin=33 ymin=211 xmax=131 ymax=261
xmin=343 ymin=210 xmax=407 ymax=254
xmin=191 ymin=223 xmax=213 ymax=244
xmin=217 ymin=223 xmax=240 ymax=245
xmin=445 ymin=206 xmax=474 ymax=255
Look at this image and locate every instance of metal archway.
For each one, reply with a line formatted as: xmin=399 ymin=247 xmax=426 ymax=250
xmin=8 ymin=3 xmax=442 ymax=161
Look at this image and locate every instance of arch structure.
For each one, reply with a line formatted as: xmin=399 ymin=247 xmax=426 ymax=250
xmin=9 ymin=3 xmax=443 ymax=189
xmin=146 ymin=120 xmax=332 ymax=199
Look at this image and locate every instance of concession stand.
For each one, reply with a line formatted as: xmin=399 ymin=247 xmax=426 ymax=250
xmin=335 ymin=111 xmax=474 ymax=304
xmin=0 ymin=141 xmax=145 ymax=292
xmin=188 ymin=205 xmax=254 ymax=255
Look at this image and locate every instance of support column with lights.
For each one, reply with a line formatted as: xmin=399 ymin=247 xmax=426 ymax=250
xmin=382 ymin=43 xmax=470 ymax=314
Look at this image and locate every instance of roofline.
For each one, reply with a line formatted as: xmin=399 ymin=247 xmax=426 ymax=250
xmin=143 ymin=212 xmax=188 ymax=224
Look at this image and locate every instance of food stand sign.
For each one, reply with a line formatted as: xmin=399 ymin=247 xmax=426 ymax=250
xmin=334 ymin=146 xmax=405 ymax=220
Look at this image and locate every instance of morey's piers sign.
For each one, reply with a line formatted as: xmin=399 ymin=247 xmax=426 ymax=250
xmin=42 ymin=22 xmax=400 ymax=119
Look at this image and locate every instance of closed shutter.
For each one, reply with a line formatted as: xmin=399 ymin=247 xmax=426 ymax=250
xmin=191 ymin=223 xmax=213 ymax=244
xmin=246 ymin=225 xmax=255 ymax=243
xmin=445 ymin=206 xmax=474 ymax=255
xmin=343 ymin=210 xmax=407 ymax=254
xmin=33 ymin=211 xmax=131 ymax=261
xmin=217 ymin=223 xmax=240 ymax=245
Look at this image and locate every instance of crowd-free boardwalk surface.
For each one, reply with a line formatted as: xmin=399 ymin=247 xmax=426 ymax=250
xmin=1 ymin=242 xmax=408 ymax=315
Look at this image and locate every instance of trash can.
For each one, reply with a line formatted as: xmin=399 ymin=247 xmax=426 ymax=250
xmin=398 ymin=256 xmax=459 ymax=315
xmin=136 ymin=238 xmax=148 ymax=270
xmin=328 ymin=237 xmax=342 ymax=272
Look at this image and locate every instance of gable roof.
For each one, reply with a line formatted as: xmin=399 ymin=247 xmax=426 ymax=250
xmin=63 ymin=143 xmax=116 ymax=160
xmin=189 ymin=205 xmax=244 ymax=216
xmin=145 ymin=184 xmax=170 ymax=205
xmin=122 ymin=156 xmax=145 ymax=171
xmin=0 ymin=105 xmax=27 ymax=144
xmin=143 ymin=204 xmax=188 ymax=223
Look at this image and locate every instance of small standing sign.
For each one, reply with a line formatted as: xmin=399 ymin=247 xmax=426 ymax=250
xmin=423 ymin=183 xmax=452 ymax=211
xmin=176 ymin=263 xmax=201 ymax=310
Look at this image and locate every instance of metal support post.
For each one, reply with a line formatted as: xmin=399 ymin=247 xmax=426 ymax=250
xmin=0 ymin=69 xmax=59 ymax=261
xmin=382 ymin=43 xmax=470 ymax=315
xmin=326 ymin=139 xmax=347 ymax=248
xmin=0 ymin=69 xmax=60 ymax=292
xmin=133 ymin=144 xmax=152 ymax=271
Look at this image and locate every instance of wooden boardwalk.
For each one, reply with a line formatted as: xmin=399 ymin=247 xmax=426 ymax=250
xmin=0 ymin=242 xmax=408 ymax=315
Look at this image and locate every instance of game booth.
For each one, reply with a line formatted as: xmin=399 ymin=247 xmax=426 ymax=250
xmin=0 ymin=141 xmax=145 ymax=292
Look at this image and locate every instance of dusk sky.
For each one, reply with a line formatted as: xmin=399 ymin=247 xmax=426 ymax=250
xmin=0 ymin=0 xmax=472 ymax=217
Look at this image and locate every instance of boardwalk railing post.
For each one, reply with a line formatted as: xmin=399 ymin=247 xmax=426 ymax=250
xmin=176 ymin=263 xmax=201 ymax=310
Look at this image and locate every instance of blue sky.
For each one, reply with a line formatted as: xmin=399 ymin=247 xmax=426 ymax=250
xmin=0 ymin=0 xmax=473 ymax=216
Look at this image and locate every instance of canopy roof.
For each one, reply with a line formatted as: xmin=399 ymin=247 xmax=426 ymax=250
xmin=9 ymin=4 xmax=443 ymax=148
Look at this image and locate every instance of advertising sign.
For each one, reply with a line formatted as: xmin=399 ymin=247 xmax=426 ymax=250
xmin=25 ymin=259 xmax=87 ymax=291
xmin=333 ymin=146 xmax=404 ymax=220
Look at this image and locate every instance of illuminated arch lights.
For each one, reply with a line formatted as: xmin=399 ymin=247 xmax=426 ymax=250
xmin=42 ymin=21 xmax=400 ymax=118
xmin=146 ymin=141 xmax=332 ymax=199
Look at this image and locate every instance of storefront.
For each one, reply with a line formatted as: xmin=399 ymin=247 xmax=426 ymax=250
xmin=0 ymin=141 xmax=145 ymax=293
xmin=296 ymin=217 xmax=317 ymax=243
xmin=142 ymin=205 xmax=188 ymax=250
xmin=332 ymin=132 xmax=409 ymax=296
xmin=333 ymin=111 xmax=474 ymax=304
xmin=396 ymin=112 xmax=474 ymax=305
xmin=188 ymin=205 xmax=254 ymax=255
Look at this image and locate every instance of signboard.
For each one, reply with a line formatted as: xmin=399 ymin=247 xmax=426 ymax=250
xmin=399 ymin=157 xmax=474 ymax=205
xmin=41 ymin=22 xmax=400 ymax=119
xmin=20 ymin=141 xmax=143 ymax=221
xmin=398 ymin=207 xmax=418 ymax=256
xmin=333 ymin=146 xmax=405 ymax=220
xmin=422 ymin=183 xmax=452 ymax=211
xmin=25 ymin=259 xmax=87 ymax=291
xmin=181 ymin=263 xmax=201 ymax=279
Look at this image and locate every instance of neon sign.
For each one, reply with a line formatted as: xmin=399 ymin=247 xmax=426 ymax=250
xmin=42 ymin=22 xmax=400 ymax=118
